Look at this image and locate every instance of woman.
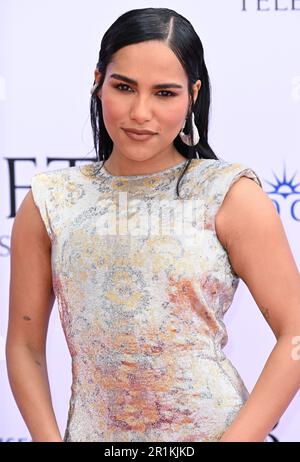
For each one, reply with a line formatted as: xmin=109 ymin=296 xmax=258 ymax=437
xmin=6 ymin=7 xmax=300 ymax=442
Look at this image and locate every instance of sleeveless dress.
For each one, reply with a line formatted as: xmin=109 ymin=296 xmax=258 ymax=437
xmin=30 ymin=157 xmax=263 ymax=442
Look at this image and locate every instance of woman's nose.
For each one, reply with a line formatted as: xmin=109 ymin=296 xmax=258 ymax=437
xmin=129 ymin=96 xmax=153 ymax=123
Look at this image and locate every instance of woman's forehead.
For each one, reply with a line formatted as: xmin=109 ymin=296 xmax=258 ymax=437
xmin=108 ymin=42 xmax=187 ymax=84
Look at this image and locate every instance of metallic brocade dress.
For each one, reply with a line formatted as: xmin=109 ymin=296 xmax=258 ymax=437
xmin=31 ymin=158 xmax=262 ymax=442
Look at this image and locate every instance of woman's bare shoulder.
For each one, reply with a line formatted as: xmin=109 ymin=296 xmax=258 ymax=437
xmin=12 ymin=190 xmax=52 ymax=249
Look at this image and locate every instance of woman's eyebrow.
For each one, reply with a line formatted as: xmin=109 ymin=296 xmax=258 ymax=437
xmin=109 ymin=73 xmax=183 ymax=89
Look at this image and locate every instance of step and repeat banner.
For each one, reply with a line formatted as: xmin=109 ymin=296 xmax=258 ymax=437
xmin=1 ymin=0 xmax=299 ymax=442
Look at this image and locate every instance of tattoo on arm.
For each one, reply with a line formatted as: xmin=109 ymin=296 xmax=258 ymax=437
xmin=21 ymin=315 xmax=42 ymax=366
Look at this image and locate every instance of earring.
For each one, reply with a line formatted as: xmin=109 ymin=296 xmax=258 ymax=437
xmin=179 ymin=111 xmax=200 ymax=147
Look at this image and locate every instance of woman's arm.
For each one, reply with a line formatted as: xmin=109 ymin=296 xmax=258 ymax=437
xmin=215 ymin=176 xmax=300 ymax=442
xmin=6 ymin=190 xmax=63 ymax=442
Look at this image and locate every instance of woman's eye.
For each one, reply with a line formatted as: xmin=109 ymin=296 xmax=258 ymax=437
xmin=115 ymin=83 xmax=133 ymax=93
xmin=157 ymin=90 xmax=176 ymax=97
xmin=114 ymin=84 xmax=176 ymax=97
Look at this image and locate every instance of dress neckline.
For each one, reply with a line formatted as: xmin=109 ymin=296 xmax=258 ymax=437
xmin=100 ymin=158 xmax=189 ymax=180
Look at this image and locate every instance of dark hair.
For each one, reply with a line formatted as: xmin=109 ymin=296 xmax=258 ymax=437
xmin=90 ymin=7 xmax=219 ymax=197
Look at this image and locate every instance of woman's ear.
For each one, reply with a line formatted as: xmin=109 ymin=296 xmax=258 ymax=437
xmin=94 ymin=68 xmax=101 ymax=83
xmin=193 ymin=80 xmax=201 ymax=104
xmin=94 ymin=68 xmax=102 ymax=98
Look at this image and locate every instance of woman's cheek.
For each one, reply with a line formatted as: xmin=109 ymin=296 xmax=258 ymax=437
xmin=161 ymin=100 xmax=188 ymax=127
xmin=102 ymin=94 xmax=125 ymax=124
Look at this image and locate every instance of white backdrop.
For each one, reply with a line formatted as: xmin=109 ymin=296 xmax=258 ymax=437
xmin=1 ymin=0 xmax=300 ymax=442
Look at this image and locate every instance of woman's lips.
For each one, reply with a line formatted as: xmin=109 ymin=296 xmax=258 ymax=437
xmin=123 ymin=129 xmax=157 ymax=142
